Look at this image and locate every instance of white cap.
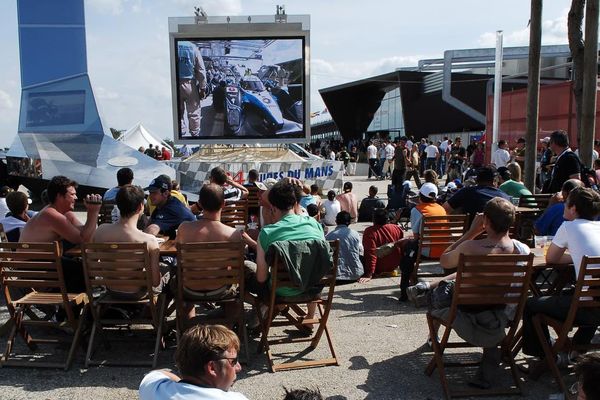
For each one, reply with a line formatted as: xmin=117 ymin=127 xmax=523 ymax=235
xmin=419 ymin=182 xmax=438 ymax=199
xmin=446 ymin=182 xmax=457 ymax=191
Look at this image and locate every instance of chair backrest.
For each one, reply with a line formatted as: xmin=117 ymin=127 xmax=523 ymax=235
xmin=220 ymin=200 xmax=248 ymax=228
xmin=419 ymin=214 xmax=469 ymax=251
xmin=246 ymin=186 xmax=261 ymax=209
xmin=519 ymin=194 xmax=552 ymax=210
xmin=271 ymin=240 xmax=339 ymax=291
xmin=176 ymin=241 xmax=245 ymax=296
xmin=0 ymin=242 xmax=80 ymax=325
xmin=81 ymin=242 xmax=153 ymax=295
xmin=98 ymin=202 xmax=116 ymax=225
xmin=0 ymin=241 xmax=66 ymax=294
xmin=450 ymin=253 xmax=534 ymax=340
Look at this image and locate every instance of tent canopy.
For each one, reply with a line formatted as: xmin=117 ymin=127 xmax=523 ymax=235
xmin=185 ymin=146 xmax=306 ymax=163
xmin=119 ymin=122 xmax=174 ymax=155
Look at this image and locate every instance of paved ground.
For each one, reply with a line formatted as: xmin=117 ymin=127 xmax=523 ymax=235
xmin=0 ymin=174 xmax=569 ymax=399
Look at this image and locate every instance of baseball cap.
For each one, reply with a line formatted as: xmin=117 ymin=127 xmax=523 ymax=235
xmin=540 ymin=136 xmax=551 ymax=144
xmin=255 ymin=181 xmax=267 ymax=191
xmin=144 ymin=175 xmax=172 ymax=192
xmin=446 ymin=182 xmax=457 ymax=191
xmin=476 ymin=166 xmax=498 ymax=183
xmin=419 ymin=182 xmax=438 ymax=199
xmin=263 ymin=178 xmax=278 ymax=190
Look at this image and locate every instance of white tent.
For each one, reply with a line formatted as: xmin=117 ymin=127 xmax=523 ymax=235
xmin=119 ymin=122 xmax=174 ymax=155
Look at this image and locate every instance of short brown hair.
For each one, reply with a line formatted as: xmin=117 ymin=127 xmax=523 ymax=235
xmin=506 ymin=162 xmax=521 ymax=182
xmin=6 ymin=191 xmax=29 ymax=215
xmin=47 ymin=175 xmax=77 ymax=203
xmin=566 ymin=186 xmax=600 ymax=220
xmin=483 ymin=197 xmax=515 ymax=234
xmin=176 ymin=324 xmax=240 ymax=378
xmin=575 ymin=353 xmax=600 ymax=400
xmin=199 ymin=183 xmax=224 ymax=212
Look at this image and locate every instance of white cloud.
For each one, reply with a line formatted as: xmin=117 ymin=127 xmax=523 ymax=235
xmin=478 ymin=8 xmax=569 ymax=47
xmin=0 ymin=89 xmax=13 ymax=111
xmin=94 ymin=86 xmax=120 ymax=100
xmin=86 ymin=0 xmax=125 ymax=15
xmin=86 ymin=0 xmax=146 ymax=15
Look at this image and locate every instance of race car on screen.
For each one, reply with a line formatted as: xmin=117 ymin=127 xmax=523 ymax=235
xmin=238 ymin=75 xmax=284 ymax=135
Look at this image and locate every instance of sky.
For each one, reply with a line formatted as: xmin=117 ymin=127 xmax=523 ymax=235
xmin=0 ymin=0 xmax=574 ymax=148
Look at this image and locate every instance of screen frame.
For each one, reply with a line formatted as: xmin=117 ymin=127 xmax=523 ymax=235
xmin=169 ymin=23 xmax=310 ymax=145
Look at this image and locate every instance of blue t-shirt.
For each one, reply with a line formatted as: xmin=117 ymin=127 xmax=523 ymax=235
xmin=103 ymin=186 xmax=119 ymax=202
xmin=447 ymin=185 xmax=511 ymax=215
xmin=534 ymin=203 xmax=565 ymax=236
xmin=150 ymin=196 xmax=196 ymax=239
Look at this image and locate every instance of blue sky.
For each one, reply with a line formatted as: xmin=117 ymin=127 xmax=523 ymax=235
xmin=0 ymin=0 xmax=573 ymax=147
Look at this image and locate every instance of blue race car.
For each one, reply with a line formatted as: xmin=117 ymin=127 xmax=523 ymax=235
xmin=239 ymin=76 xmax=284 ymax=135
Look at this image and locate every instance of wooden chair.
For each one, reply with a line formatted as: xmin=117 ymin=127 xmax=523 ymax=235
xmin=411 ymin=214 xmax=469 ymax=283
xmin=246 ymin=186 xmax=261 ymax=227
xmin=532 ymin=255 xmax=600 ymax=394
xmin=220 ymin=200 xmax=248 ymax=229
xmin=81 ymin=242 xmax=166 ymax=368
xmin=176 ymin=241 xmax=248 ymax=362
xmin=0 ymin=223 xmax=7 ymax=243
xmin=518 ymin=194 xmax=552 ymax=210
xmin=0 ymin=242 xmax=88 ymax=370
xmin=425 ymin=253 xmax=534 ymax=399
xmin=258 ymin=240 xmax=339 ymax=372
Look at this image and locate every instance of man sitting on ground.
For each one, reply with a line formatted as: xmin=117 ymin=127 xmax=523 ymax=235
xmin=325 ymin=211 xmax=364 ymax=282
xmin=176 ymin=183 xmax=257 ymax=321
xmin=139 ymin=324 xmax=248 ymax=400
xmin=92 ymin=185 xmax=165 ymax=295
xmin=0 ymin=191 xmax=36 ymax=242
xmin=144 ymin=175 xmax=195 ymax=239
xmin=20 ymin=176 xmax=102 ymax=292
xmin=357 ymin=185 xmax=386 ymax=222
xmin=103 ymin=167 xmax=133 ymax=202
xmin=361 ymin=208 xmax=403 ymax=283
xmin=408 ymin=197 xmax=530 ymax=389
xmin=336 ymin=182 xmax=358 ymax=223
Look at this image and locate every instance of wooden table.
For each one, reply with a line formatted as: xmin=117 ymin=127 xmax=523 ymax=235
xmin=159 ymin=239 xmax=176 ymax=256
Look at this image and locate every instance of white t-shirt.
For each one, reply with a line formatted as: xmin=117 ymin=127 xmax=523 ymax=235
xmin=552 ymin=218 xmax=600 ymax=278
xmin=384 ymin=144 xmax=395 ymax=160
xmin=0 ymin=198 xmax=9 ymax=219
xmin=367 ymin=144 xmax=378 ymax=159
xmin=492 ymin=148 xmax=511 ymax=168
xmin=321 ymin=199 xmax=341 ymax=226
xmin=139 ymin=371 xmax=249 ymax=400
xmin=329 ymin=151 xmax=336 ymax=161
xmin=439 ymin=140 xmax=449 ymax=153
xmin=425 ymin=144 xmax=439 ymax=158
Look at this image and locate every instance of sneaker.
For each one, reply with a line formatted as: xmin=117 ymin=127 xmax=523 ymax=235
xmin=407 ymin=282 xmax=429 ymax=306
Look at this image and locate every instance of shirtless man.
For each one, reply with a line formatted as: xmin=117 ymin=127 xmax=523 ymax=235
xmin=20 ymin=175 xmax=101 ymax=244
xmin=176 ymin=183 xmax=256 ymax=319
xmin=20 ymin=176 xmax=102 ymax=292
xmin=92 ymin=185 xmax=161 ymax=294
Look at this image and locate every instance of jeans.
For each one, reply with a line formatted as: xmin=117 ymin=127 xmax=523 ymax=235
xmin=425 ymin=158 xmax=437 ymax=172
xmin=405 ymin=168 xmax=422 ymax=188
xmin=392 ymin=168 xmax=406 ymax=188
xmin=368 ymin=158 xmax=378 ymax=178
xmin=522 ymin=294 xmax=600 ymax=357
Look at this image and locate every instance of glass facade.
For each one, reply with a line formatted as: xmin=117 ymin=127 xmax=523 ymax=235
xmin=366 ymin=87 xmax=405 ymax=139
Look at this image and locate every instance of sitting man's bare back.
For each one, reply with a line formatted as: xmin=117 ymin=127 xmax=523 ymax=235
xmin=92 ymin=185 xmax=161 ymax=294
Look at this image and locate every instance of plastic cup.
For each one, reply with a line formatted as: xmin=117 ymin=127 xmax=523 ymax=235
xmin=235 ymin=225 xmax=245 ymax=232
xmin=534 ymin=235 xmax=547 ymax=249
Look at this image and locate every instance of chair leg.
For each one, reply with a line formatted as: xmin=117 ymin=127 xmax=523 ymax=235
xmin=65 ymin=303 xmax=88 ymax=371
xmin=532 ymin=315 xmax=568 ymax=394
xmin=152 ymin=295 xmax=167 ymax=369
xmin=85 ymin=318 xmax=99 ymax=368
xmin=1 ymin=310 xmax=19 ymax=364
xmin=425 ymin=313 xmax=451 ymax=399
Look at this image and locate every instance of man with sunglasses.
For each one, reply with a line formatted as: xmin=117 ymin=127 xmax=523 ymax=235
xmin=139 ymin=324 xmax=249 ymax=399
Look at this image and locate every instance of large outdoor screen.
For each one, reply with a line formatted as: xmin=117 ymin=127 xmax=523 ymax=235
xmin=172 ymin=37 xmax=305 ymax=142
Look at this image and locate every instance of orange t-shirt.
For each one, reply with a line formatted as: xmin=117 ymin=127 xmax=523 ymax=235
xmin=414 ymin=202 xmax=447 ymax=258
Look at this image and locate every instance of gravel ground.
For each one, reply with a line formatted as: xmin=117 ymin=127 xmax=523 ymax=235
xmin=0 ymin=174 xmax=567 ymax=399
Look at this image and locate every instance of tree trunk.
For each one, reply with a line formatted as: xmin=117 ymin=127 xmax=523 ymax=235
xmin=580 ymin=0 xmax=599 ymax=167
xmin=568 ymin=0 xmax=585 ymax=147
xmin=525 ymin=0 xmax=543 ymax=192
